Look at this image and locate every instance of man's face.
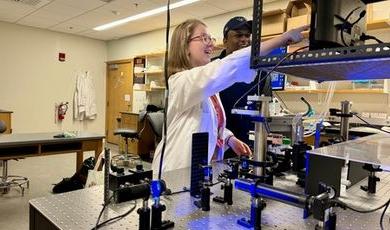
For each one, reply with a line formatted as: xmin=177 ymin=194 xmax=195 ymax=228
xmin=223 ymin=28 xmax=251 ymax=55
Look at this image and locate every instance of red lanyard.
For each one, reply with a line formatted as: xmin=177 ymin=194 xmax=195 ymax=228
xmin=210 ymin=95 xmax=224 ymax=148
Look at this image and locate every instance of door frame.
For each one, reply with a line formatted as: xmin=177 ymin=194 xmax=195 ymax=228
xmin=105 ymin=59 xmax=133 ymax=144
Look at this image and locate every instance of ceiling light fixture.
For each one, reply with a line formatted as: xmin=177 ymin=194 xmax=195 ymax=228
xmin=94 ymin=0 xmax=200 ymax=31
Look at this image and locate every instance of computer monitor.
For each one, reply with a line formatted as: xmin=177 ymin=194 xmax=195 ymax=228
xmin=271 ymin=73 xmax=285 ymax=91
xmin=269 ymin=46 xmax=286 ymax=91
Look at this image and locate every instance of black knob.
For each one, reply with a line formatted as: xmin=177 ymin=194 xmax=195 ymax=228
xmin=136 ymin=164 xmax=144 ymax=171
xmin=117 ymin=167 xmax=125 ymax=174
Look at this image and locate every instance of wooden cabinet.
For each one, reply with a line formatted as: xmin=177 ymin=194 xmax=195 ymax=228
xmin=0 ymin=110 xmax=12 ymax=134
xmin=120 ymin=112 xmax=155 ymax=158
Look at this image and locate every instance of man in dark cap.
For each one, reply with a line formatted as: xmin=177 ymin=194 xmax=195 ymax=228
xmin=215 ymin=16 xmax=270 ymax=158
xmin=221 ymin=16 xmax=252 ymax=57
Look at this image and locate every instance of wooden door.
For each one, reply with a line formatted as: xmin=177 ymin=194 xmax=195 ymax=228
xmin=106 ymin=61 xmax=133 ymax=144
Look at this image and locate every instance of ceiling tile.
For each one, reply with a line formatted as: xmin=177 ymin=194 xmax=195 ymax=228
xmin=55 ymin=0 xmax=106 ymax=10
xmin=0 ymin=0 xmax=259 ymax=40
xmin=79 ymin=29 xmax=124 ymax=41
xmin=101 ymin=0 xmax=159 ymax=14
xmin=17 ymin=14 xmax=61 ymax=28
xmin=27 ymin=2 xmax=87 ymax=23
xmin=176 ymin=2 xmax=226 ymax=19
xmin=50 ymin=22 xmax=89 ymax=34
xmin=0 ymin=0 xmax=39 ymax=22
xmin=65 ymin=10 xmax=115 ymax=28
xmin=149 ymin=0 xmax=183 ymax=5
xmin=206 ymin=0 xmax=253 ymax=11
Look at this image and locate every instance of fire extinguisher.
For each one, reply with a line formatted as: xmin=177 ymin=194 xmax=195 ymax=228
xmin=56 ymin=102 xmax=69 ymax=121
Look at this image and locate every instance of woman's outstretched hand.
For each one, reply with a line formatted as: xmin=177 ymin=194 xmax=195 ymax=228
xmin=282 ymin=25 xmax=310 ymax=45
xmin=228 ymin=136 xmax=252 ymax=156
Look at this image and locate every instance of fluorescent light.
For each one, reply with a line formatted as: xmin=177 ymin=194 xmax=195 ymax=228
xmin=94 ymin=0 xmax=200 ymax=31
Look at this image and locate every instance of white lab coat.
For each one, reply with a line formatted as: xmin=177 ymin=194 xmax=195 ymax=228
xmin=152 ymin=47 xmax=256 ymax=173
xmin=74 ymin=71 xmax=97 ymax=120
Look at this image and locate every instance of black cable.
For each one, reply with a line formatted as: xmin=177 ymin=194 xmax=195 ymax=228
xmin=352 ymin=113 xmax=390 ymax=134
xmin=93 ymin=201 xmax=137 ymax=230
xmin=210 ymin=180 xmax=223 ymax=187
xmin=361 ymin=33 xmax=384 ymax=44
xmin=94 ymin=194 xmax=115 ymax=230
xmin=380 ymin=200 xmax=390 ymax=230
xmin=351 ymin=10 xmax=366 ymax=27
xmin=163 ymin=186 xmax=189 ymax=196
xmin=345 ymin=7 xmax=361 ymax=23
xmin=341 ymin=28 xmax=348 ymax=47
xmin=338 ymin=7 xmax=361 ymax=47
xmin=158 ymin=0 xmax=171 ymax=180
xmin=232 ymin=46 xmax=309 ymax=110
xmin=334 ymin=198 xmax=390 ymax=214
xmin=300 ymin=97 xmax=312 ymax=117
xmin=165 ymin=187 xmax=190 ymax=196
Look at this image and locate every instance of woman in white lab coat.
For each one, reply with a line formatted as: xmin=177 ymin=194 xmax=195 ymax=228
xmin=152 ymin=19 xmax=308 ymax=173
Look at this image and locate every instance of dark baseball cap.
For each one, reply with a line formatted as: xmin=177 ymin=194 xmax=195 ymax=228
xmin=223 ymin=16 xmax=252 ymax=38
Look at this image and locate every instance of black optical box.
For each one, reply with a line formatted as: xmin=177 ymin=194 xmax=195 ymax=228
xmin=109 ymin=166 xmax=153 ymax=192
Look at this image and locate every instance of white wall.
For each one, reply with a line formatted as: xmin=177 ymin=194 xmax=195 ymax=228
xmin=0 ymin=21 xmax=107 ymax=133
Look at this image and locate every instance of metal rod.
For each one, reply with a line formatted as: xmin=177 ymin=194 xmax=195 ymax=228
xmin=104 ymin=148 xmax=110 ymax=204
xmin=253 ymin=99 xmax=269 ymax=176
xmin=340 ymin=101 xmax=351 ymax=141
xmin=294 ymin=118 xmax=304 ymax=144
xmin=2 ymin=160 xmax=7 ymax=183
xmin=250 ymin=0 xmax=263 ymax=69
xmin=235 ymin=179 xmax=307 ymax=208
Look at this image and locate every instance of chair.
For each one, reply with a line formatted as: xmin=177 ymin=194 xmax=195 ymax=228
xmin=0 ymin=120 xmax=29 ymax=196
xmin=146 ymin=111 xmax=164 ymax=144
xmin=113 ymin=128 xmax=139 ymax=160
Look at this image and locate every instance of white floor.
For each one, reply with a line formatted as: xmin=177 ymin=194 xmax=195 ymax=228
xmin=0 ymin=144 xmax=119 ymax=230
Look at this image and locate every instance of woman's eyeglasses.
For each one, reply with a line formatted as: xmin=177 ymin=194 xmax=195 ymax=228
xmin=189 ymin=34 xmax=216 ymax=45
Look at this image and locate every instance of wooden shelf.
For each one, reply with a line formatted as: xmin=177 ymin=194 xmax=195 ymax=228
xmin=279 ymin=88 xmax=388 ymax=94
xmin=134 ymin=70 xmax=163 ymax=75
xmin=150 ymin=86 xmax=166 ymax=90
xmin=367 ymin=19 xmax=390 ymax=30
xmin=133 ymin=85 xmax=165 ymax=92
xmin=260 ymin=19 xmax=388 ymax=43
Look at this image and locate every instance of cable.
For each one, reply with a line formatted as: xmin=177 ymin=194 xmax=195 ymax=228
xmin=273 ymin=92 xmax=294 ymax=115
xmin=300 ymin=97 xmax=312 ymax=117
xmin=380 ymin=199 xmax=390 ymax=230
xmin=93 ymin=201 xmax=137 ymax=230
xmin=360 ymin=33 xmax=384 ymax=44
xmin=164 ymin=187 xmax=190 ymax=196
xmin=232 ymin=46 xmax=309 ymax=110
xmin=210 ymin=180 xmax=223 ymax=187
xmin=158 ymin=0 xmax=171 ymax=180
xmin=333 ymin=198 xmax=390 ymax=230
xmin=352 ymin=113 xmax=390 ymax=134
xmin=334 ymin=198 xmax=390 ymax=214
xmin=94 ymin=194 xmax=114 ymax=230
xmin=337 ymin=7 xmax=360 ymax=47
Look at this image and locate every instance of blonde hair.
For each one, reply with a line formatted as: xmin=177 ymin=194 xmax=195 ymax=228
xmin=168 ymin=19 xmax=206 ymax=76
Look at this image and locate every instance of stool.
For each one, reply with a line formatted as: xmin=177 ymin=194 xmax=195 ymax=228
xmin=0 ymin=159 xmax=29 ymax=196
xmin=0 ymin=120 xmax=29 ymax=196
xmin=114 ymin=128 xmax=138 ymax=159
